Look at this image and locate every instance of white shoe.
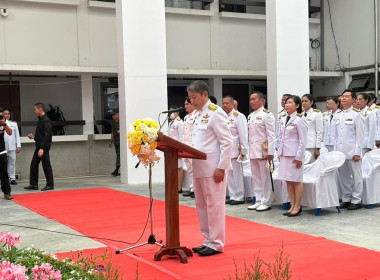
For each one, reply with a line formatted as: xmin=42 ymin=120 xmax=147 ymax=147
xmin=247 ymin=201 xmax=261 ymax=210
xmin=256 ymin=204 xmax=272 ymax=212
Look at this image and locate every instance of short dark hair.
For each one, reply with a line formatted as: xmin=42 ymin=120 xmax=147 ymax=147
xmin=283 ymin=93 xmax=292 ymax=98
xmin=187 ymin=80 xmax=209 ymax=94
xmin=251 ymin=91 xmax=265 ymax=100
xmin=357 ymin=92 xmax=370 ymax=101
xmin=342 ymin=89 xmax=356 ymax=99
xmin=223 ymin=95 xmax=234 ymax=103
xmin=302 ymin=94 xmax=317 ymax=109
xmin=287 ymin=95 xmax=303 ymax=114
xmin=368 ymin=92 xmax=376 ymax=103
xmin=184 ymin=96 xmax=191 ymax=103
xmin=326 ymin=96 xmax=340 ymax=107
xmin=34 ymin=102 xmax=45 ymax=111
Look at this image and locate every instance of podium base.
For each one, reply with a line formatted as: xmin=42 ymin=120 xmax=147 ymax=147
xmin=154 ymin=246 xmax=193 ymax=264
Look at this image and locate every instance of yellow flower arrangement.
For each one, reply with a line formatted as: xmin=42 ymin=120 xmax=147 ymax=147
xmin=127 ymin=118 xmax=160 ymax=166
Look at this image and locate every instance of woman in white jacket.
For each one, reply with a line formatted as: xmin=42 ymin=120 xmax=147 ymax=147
xmin=278 ymin=95 xmax=308 ymax=217
xmin=323 ymin=97 xmax=341 ymax=152
xmin=302 ymin=94 xmax=323 ymax=162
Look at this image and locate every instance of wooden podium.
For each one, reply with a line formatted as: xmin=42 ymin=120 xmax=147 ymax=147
xmin=154 ymin=132 xmax=206 ymax=264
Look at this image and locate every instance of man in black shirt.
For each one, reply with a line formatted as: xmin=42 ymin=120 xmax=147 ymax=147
xmin=0 ymin=107 xmax=14 ymax=200
xmin=24 ymin=103 xmax=54 ymax=191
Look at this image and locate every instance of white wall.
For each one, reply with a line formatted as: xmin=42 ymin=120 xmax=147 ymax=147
xmin=323 ymin=0 xmax=376 ymax=70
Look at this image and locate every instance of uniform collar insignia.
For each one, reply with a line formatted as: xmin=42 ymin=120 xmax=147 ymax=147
xmin=229 ymin=119 xmax=234 ymax=123
xmin=203 ymin=114 xmax=210 ymax=119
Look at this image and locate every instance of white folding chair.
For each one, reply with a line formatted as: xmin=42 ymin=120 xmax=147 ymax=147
xmin=362 ymin=149 xmax=380 ymax=208
xmin=301 ymin=151 xmax=346 ymax=216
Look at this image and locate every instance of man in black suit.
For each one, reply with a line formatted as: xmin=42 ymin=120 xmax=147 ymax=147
xmin=24 ymin=103 xmax=54 ymax=191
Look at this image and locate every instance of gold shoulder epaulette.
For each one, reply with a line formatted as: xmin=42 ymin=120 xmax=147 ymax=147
xmin=376 ymin=105 xmax=380 ymax=109
xmin=368 ymin=108 xmax=373 ymax=111
xmin=263 ymin=109 xmax=270 ymax=114
xmin=233 ymin=111 xmax=239 ymax=117
xmin=353 ymin=108 xmax=360 ymax=112
xmin=208 ymin=104 xmax=217 ymax=111
xmin=297 ymin=113 xmax=302 ymax=117
xmin=314 ymin=109 xmax=320 ymax=112
xmin=176 ymin=116 xmax=181 ymax=121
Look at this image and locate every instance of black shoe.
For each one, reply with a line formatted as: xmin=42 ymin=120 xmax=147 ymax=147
xmin=339 ymin=202 xmax=351 ymax=209
xmin=10 ymin=180 xmax=17 ymax=185
xmin=225 ymin=199 xmax=231 ymax=204
xmin=4 ymin=194 xmax=13 ymax=200
xmin=347 ymin=203 xmax=362 ymax=210
xmin=190 ymin=194 xmax=195 ymax=198
xmin=192 ymin=245 xmax=206 ymax=253
xmin=288 ymin=207 xmax=302 ymax=217
xmin=283 ymin=211 xmax=291 ymax=216
xmin=198 ymin=247 xmax=222 ymax=257
xmin=111 ymin=169 xmax=119 ymax=176
xmin=230 ymin=200 xmax=245 ymax=205
xmin=178 ymin=189 xmax=183 ymax=194
xmin=182 ymin=191 xmax=194 ymax=197
xmin=41 ymin=186 xmax=54 ymax=191
xmin=24 ymin=185 xmax=38 ymax=190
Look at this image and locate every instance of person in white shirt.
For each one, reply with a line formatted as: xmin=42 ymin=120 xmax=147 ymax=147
xmin=188 ymin=80 xmax=232 ymax=257
xmin=301 ymin=94 xmax=323 ymax=162
xmin=277 ymin=95 xmax=308 ymax=217
xmin=3 ymin=109 xmax=21 ymax=185
xmin=167 ymin=105 xmax=184 ymax=193
xmin=222 ymin=96 xmax=248 ymax=205
xmin=368 ymin=93 xmax=377 ymax=110
xmin=247 ymin=92 xmax=275 ymax=212
xmin=355 ymin=93 xmax=377 ymax=155
xmin=335 ymin=90 xmax=364 ymax=210
xmin=182 ymin=97 xmax=196 ymax=198
xmin=275 ymin=94 xmax=292 ymax=150
xmin=323 ymin=97 xmax=341 ymax=152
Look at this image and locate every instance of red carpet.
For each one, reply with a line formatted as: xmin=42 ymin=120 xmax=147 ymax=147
xmin=13 ymin=188 xmax=380 ymax=280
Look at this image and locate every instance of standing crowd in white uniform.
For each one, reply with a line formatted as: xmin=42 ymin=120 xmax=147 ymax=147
xmin=166 ymin=81 xmax=380 ymax=256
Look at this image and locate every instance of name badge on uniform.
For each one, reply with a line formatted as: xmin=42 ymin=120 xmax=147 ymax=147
xmin=254 ymin=116 xmax=263 ymax=124
xmin=289 ymin=123 xmax=296 ymax=127
xmin=307 ymin=118 xmax=312 ymax=122
xmin=201 ymin=119 xmax=209 ymax=124
xmin=345 ymin=118 xmax=353 ymax=125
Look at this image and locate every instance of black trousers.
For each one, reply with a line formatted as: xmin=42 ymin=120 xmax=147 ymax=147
xmin=29 ymin=147 xmax=54 ymax=187
xmin=0 ymin=153 xmax=11 ymax=194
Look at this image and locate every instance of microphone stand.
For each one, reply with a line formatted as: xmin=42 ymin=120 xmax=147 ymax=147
xmin=116 ymin=163 xmax=163 ymax=254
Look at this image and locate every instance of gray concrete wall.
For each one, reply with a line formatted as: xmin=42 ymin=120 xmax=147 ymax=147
xmin=15 ymin=136 xmax=115 ymax=181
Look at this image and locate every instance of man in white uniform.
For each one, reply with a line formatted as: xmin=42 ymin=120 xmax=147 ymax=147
xmin=188 ymin=80 xmax=232 ymax=257
xmin=247 ymin=92 xmax=275 ymax=211
xmin=3 ymin=109 xmax=21 ymax=185
xmin=182 ymin=97 xmax=196 ymax=198
xmin=222 ymin=96 xmax=248 ymax=205
xmin=335 ymin=90 xmax=364 ymax=210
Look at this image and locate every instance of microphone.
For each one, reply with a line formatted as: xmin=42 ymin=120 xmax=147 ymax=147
xmin=161 ymin=107 xmax=184 ymax=114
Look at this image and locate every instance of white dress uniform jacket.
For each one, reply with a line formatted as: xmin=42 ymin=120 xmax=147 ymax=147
xmin=334 ymin=107 xmax=364 ymax=158
xmin=275 ymin=109 xmax=287 ymax=149
xmin=376 ymin=106 xmax=380 ymax=141
xmin=278 ymin=112 xmax=308 ymax=162
xmin=4 ymin=120 xmax=21 ymax=151
xmin=248 ymin=107 xmax=275 ymax=159
xmin=323 ymin=109 xmax=342 ymax=151
xmin=168 ymin=116 xmax=184 ymax=168
xmin=360 ymin=106 xmax=377 ymax=150
xmin=227 ymin=109 xmax=248 ymax=158
xmin=192 ymin=101 xmax=232 ymax=178
xmin=303 ymin=108 xmax=323 ymax=149
xmin=183 ymin=111 xmax=196 ymax=192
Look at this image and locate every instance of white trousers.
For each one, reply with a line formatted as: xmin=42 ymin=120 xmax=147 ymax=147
xmin=194 ymin=175 xmax=227 ymax=252
xmin=184 ymin=158 xmax=193 ymax=192
xmin=7 ymin=150 xmax=16 ymax=180
xmin=336 ymin=159 xmax=363 ymax=204
xmin=242 ymin=159 xmax=253 ymax=198
xmin=250 ymin=159 xmax=273 ymax=206
xmin=227 ymin=158 xmax=245 ymax=201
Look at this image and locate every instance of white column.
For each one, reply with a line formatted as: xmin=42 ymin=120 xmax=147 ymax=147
xmin=116 ymin=0 xmax=168 ymax=184
xmin=266 ymin=0 xmax=310 ymax=115
xmin=81 ymin=74 xmax=94 ymax=135
xmin=208 ymin=77 xmax=223 ymax=105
